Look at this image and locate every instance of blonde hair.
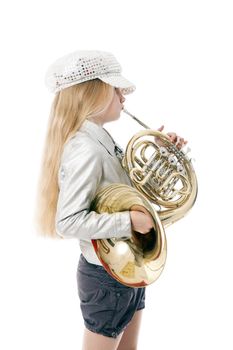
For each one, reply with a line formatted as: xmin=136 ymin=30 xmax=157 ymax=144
xmin=34 ymin=79 xmax=114 ymax=239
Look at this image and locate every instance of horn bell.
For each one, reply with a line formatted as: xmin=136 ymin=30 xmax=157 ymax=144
xmin=90 ymin=183 xmax=167 ymax=288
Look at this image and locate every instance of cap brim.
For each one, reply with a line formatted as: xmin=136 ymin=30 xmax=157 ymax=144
xmin=98 ymin=75 xmax=136 ymax=95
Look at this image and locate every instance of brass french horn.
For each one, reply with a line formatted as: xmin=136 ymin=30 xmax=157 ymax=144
xmin=91 ymin=108 xmax=198 ymax=287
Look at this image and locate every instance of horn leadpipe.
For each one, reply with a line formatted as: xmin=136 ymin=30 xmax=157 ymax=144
xmin=122 ymin=108 xmax=150 ymax=130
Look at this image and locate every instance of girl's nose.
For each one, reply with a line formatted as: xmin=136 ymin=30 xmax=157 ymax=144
xmin=116 ymin=88 xmax=126 ymax=103
xmin=119 ymin=92 xmax=125 ymax=103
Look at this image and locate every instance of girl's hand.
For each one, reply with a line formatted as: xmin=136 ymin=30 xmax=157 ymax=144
xmin=155 ymin=125 xmax=188 ymax=150
xmin=130 ymin=210 xmax=154 ymax=234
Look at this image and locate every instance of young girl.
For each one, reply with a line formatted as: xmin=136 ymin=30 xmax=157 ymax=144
xmin=36 ymin=50 xmax=187 ymax=350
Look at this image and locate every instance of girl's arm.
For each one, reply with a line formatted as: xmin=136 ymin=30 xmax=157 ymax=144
xmin=55 ymin=141 xmax=132 ymax=241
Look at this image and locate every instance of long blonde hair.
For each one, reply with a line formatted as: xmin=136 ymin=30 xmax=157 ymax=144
xmin=34 ymin=79 xmax=114 ymax=239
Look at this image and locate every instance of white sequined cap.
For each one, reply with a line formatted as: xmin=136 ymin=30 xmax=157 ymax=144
xmin=45 ymin=50 xmax=136 ymax=95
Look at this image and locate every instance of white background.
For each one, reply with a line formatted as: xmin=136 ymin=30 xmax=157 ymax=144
xmin=1 ymin=0 xmax=232 ymax=349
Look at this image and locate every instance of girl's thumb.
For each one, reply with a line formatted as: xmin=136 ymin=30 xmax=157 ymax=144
xmin=157 ymin=125 xmax=164 ymax=132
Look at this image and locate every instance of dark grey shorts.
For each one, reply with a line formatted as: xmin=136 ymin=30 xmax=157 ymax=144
xmin=76 ymin=253 xmax=146 ymax=338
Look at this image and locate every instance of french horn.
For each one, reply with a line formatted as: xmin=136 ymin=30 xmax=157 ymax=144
xmin=91 ymin=108 xmax=198 ymax=287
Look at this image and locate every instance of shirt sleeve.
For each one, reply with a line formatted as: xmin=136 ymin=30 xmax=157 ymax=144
xmin=55 ymin=141 xmax=132 ymax=240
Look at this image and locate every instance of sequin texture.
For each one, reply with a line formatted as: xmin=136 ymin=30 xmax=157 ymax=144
xmin=45 ymin=50 xmax=136 ymax=95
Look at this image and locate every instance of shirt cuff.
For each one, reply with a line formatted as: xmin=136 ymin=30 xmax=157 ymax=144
xmin=114 ymin=211 xmax=132 ymax=239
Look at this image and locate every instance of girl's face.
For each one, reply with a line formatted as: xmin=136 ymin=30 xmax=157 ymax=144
xmin=96 ymin=87 xmax=126 ymax=125
xmin=109 ymin=87 xmax=126 ymax=119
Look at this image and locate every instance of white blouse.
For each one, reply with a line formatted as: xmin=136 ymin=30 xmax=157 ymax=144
xmin=55 ymin=119 xmax=134 ymax=265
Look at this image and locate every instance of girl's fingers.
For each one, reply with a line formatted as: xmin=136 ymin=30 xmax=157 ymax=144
xmin=155 ymin=129 xmax=188 ymax=149
xmin=176 ymin=136 xmax=184 ymax=146
xmin=176 ymin=138 xmax=188 ymax=149
xmin=167 ymin=133 xmax=188 ymax=149
xmin=167 ymin=133 xmax=177 ymax=142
